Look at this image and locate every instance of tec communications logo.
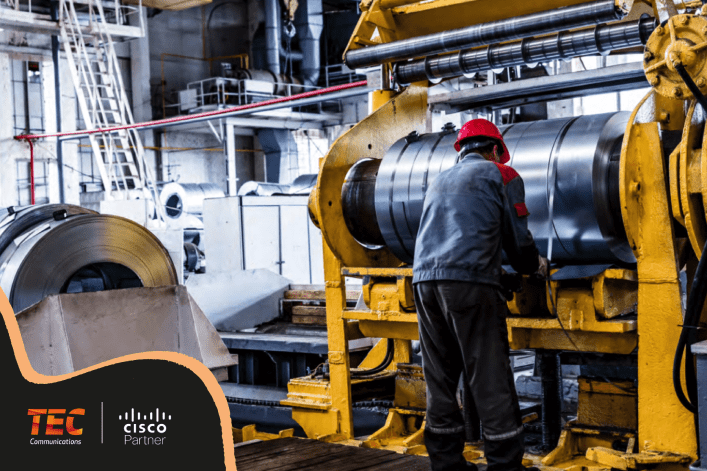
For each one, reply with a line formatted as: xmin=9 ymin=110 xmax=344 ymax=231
xmin=28 ymin=408 xmax=84 ymax=445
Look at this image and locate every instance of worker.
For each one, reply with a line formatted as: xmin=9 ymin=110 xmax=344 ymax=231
xmin=413 ymin=118 xmax=546 ymax=471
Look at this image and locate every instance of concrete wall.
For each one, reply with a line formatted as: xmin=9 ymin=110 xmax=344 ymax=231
xmin=148 ymin=0 xmax=249 ymax=119
xmin=0 ymin=50 xmax=80 ymax=208
xmin=159 ymin=130 xmax=257 ymax=193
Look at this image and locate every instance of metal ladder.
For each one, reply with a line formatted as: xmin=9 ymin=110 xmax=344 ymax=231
xmin=58 ymin=0 xmax=164 ymax=221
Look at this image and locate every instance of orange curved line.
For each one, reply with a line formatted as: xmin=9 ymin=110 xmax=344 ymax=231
xmin=0 ymin=287 xmax=237 ymax=470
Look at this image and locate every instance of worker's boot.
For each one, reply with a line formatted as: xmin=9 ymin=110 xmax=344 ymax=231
xmin=425 ymin=430 xmax=475 ymax=471
xmin=484 ymin=433 xmax=525 ymax=471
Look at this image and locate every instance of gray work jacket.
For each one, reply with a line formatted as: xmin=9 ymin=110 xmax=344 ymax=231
xmin=412 ymin=151 xmax=539 ymax=289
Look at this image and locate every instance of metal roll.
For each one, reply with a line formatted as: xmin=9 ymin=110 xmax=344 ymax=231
xmin=343 ymin=112 xmax=634 ymax=265
xmin=342 ymin=158 xmax=386 ymax=248
xmin=0 ymin=204 xmax=96 ymax=256
xmin=395 ymin=17 xmax=656 ymax=85
xmin=344 ymin=0 xmax=622 ymax=69
xmin=374 ymin=127 xmax=459 ymax=262
xmin=503 ymin=111 xmax=633 ymax=264
xmin=0 ymin=206 xmax=177 ymax=312
xmin=160 ymin=182 xmax=225 ymax=219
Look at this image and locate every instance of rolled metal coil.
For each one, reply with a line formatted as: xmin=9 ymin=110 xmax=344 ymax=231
xmin=160 ymin=182 xmax=225 ymax=220
xmin=0 ymin=205 xmax=177 ymax=312
xmin=342 ymin=112 xmax=634 ymax=265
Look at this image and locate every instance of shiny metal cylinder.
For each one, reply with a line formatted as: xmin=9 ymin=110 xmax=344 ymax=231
xmin=342 ymin=158 xmax=386 ymax=248
xmin=160 ymin=182 xmax=225 ymax=220
xmin=344 ymin=0 xmax=621 ymax=69
xmin=503 ymin=112 xmax=633 ymax=264
xmin=374 ymin=129 xmax=459 ymax=262
xmin=0 ymin=205 xmax=178 ymax=312
xmin=350 ymin=112 xmax=634 ymax=265
xmin=395 ymin=17 xmax=655 ymax=85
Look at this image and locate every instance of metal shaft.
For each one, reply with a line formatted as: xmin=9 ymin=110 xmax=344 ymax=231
xmin=396 ymin=17 xmax=656 ymax=85
xmin=344 ymin=0 xmax=621 ymax=69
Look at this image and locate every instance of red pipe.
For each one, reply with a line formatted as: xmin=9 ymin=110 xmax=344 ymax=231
xmin=12 ymin=80 xmax=368 ymax=208
xmin=28 ymin=139 xmax=35 ymax=205
xmin=14 ymin=80 xmax=368 ymax=141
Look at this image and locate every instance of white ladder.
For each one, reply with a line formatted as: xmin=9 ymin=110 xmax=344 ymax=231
xmin=58 ymin=0 xmax=164 ymax=222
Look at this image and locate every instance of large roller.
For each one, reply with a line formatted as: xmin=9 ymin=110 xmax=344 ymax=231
xmin=0 ymin=204 xmax=178 ymax=312
xmin=344 ymin=0 xmax=622 ymax=69
xmin=160 ymin=182 xmax=225 ymax=220
xmin=341 ymin=112 xmax=634 ymax=265
xmin=395 ymin=17 xmax=656 ymax=85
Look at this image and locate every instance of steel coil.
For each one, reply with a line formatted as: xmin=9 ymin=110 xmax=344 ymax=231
xmin=160 ymin=182 xmax=225 ymax=219
xmin=0 ymin=205 xmax=178 ymax=312
xmin=342 ymin=112 xmax=634 ymax=265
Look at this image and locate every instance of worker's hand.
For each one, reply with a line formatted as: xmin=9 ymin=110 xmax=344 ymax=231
xmin=536 ymin=256 xmax=549 ymax=279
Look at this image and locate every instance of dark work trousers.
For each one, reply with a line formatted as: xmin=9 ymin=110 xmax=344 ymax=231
xmin=414 ymin=280 xmax=525 ymax=471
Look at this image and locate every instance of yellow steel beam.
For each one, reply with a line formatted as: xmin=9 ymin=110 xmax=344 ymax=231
xmin=620 ymin=92 xmax=697 ymax=458
xmin=322 ymin=241 xmax=355 ymax=438
xmin=346 ymin=0 xmax=597 ymax=53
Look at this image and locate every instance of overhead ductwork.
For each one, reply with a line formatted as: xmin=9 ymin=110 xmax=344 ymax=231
xmin=264 ymin=0 xmax=307 ymax=76
xmin=264 ymin=0 xmax=281 ymax=75
xmin=294 ymin=0 xmax=323 ymax=87
xmin=256 ymin=128 xmax=298 ymax=183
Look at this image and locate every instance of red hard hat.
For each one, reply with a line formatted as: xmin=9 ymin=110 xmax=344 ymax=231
xmin=454 ymin=118 xmax=511 ymax=164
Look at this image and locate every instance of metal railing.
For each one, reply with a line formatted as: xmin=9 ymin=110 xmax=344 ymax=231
xmin=1 ymin=0 xmax=142 ymax=31
xmin=324 ymin=63 xmax=365 ymax=88
xmin=177 ymin=76 xmax=320 ymax=113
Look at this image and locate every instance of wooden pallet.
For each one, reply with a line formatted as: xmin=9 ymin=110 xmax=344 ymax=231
xmin=283 ymin=285 xmax=360 ymax=326
xmin=291 ymin=306 xmax=327 ymax=325
xmin=233 ymin=437 xmax=431 ymax=470
xmin=285 ymin=285 xmax=361 ymax=301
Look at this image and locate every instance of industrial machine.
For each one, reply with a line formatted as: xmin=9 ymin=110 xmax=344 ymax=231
xmin=282 ymin=0 xmax=707 ymax=468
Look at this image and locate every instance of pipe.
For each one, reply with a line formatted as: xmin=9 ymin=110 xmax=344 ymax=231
xmin=344 ymin=0 xmax=623 ymax=69
xmin=13 ymin=81 xmax=368 ymax=141
xmin=28 ymin=139 xmax=35 ymax=205
xmin=294 ymin=0 xmax=324 ymax=86
xmin=395 ymin=17 xmax=656 ymax=85
xmin=264 ymin=0 xmax=281 ymax=75
xmin=50 ymin=1 xmax=64 ymax=203
xmin=281 ymin=45 xmax=304 ymax=62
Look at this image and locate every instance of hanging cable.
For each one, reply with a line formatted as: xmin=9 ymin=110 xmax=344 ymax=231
xmin=351 ymin=339 xmax=395 ymax=377
xmin=671 ymin=62 xmax=707 ymax=417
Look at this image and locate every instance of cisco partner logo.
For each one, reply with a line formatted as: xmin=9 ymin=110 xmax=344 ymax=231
xmin=120 ymin=408 xmax=171 ymax=445
xmin=28 ymin=408 xmax=84 ymax=445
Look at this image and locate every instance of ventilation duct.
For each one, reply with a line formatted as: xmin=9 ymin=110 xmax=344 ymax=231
xmin=294 ymin=0 xmax=323 ymax=86
xmin=256 ymin=128 xmax=298 ymax=183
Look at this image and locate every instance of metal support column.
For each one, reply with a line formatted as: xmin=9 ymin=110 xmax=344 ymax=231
xmin=226 ymin=123 xmax=237 ymax=195
xmin=51 ymin=1 xmax=65 ymax=203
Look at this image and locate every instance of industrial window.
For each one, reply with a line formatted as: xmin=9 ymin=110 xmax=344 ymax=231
xmin=12 ymin=60 xmax=44 ymax=135
xmin=13 ymin=60 xmax=48 ymax=205
xmin=16 ymin=159 xmax=49 ymax=206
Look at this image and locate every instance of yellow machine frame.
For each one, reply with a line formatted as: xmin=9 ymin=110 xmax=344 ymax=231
xmin=283 ymin=0 xmax=707 ymax=468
